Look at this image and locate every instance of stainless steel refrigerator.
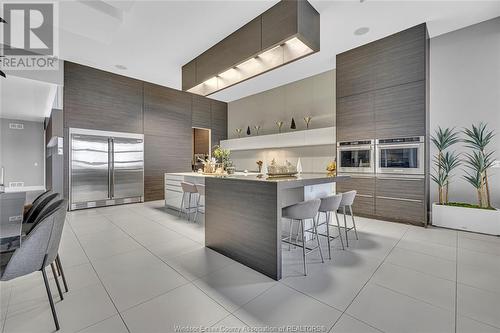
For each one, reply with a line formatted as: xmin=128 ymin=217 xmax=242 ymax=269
xmin=69 ymin=128 xmax=144 ymax=210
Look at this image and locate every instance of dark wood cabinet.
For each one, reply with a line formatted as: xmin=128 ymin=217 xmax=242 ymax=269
xmin=196 ymin=18 xmax=262 ymax=84
xmin=375 ymin=197 xmax=425 ymax=225
xmin=211 ymin=100 xmax=228 ymax=146
xmin=182 ymin=60 xmax=197 ymax=91
xmin=336 ymin=24 xmax=426 ymax=99
xmin=64 ymin=62 xmax=144 ymax=133
xmin=374 ymin=81 xmax=426 ymax=138
xmin=337 ymin=92 xmax=374 ymax=141
xmin=192 ymin=95 xmax=211 ymax=129
xmin=337 ymin=177 xmax=375 ymax=216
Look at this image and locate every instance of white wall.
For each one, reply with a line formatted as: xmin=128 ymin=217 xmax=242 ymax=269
xmin=0 ymin=118 xmax=45 ymax=187
xmin=430 ymin=17 xmax=500 ymax=207
xmin=228 ymin=70 xmax=336 ymax=173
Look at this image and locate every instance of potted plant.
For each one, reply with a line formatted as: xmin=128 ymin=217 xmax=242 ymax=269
xmin=212 ymin=145 xmax=235 ymax=174
xmin=432 ymin=123 xmax=499 ymax=235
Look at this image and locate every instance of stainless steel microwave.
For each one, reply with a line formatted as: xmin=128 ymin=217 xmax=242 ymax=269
xmin=337 ymin=140 xmax=375 ymax=174
xmin=375 ymin=136 xmax=425 ymax=175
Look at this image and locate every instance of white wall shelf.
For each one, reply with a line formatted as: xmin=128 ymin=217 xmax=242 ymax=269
xmin=220 ymin=127 xmax=335 ymax=151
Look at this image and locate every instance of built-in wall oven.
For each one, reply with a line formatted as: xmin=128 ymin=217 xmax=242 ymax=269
xmin=337 ymin=140 xmax=375 ymax=174
xmin=375 ymin=136 xmax=425 ymax=175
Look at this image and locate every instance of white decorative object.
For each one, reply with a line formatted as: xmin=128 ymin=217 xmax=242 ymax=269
xmin=432 ymin=203 xmax=500 ymax=236
xmin=296 ymin=158 xmax=303 ymax=174
xmin=220 ymin=127 xmax=335 ymax=151
xmin=261 ymin=162 xmax=268 ymax=175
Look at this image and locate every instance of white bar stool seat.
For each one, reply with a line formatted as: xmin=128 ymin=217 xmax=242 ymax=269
xmin=316 ymin=194 xmax=345 ymax=259
xmin=179 ymin=181 xmax=198 ymax=221
xmin=338 ymin=190 xmax=359 ymax=247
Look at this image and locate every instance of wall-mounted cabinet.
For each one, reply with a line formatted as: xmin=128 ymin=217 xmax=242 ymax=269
xmin=337 ymin=92 xmax=374 ymax=141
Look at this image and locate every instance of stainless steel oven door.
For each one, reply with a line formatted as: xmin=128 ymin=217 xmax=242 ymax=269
xmin=376 ymin=142 xmax=424 ymax=175
xmin=337 ymin=145 xmax=375 ymax=174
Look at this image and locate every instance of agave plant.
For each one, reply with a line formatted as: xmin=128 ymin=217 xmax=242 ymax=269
xmin=431 ymin=127 xmax=460 ymax=204
xmin=463 ymin=123 xmax=495 ymax=208
xmin=463 ymin=150 xmax=495 ymax=207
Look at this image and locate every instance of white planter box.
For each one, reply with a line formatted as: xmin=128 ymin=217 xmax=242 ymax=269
xmin=432 ymin=203 xmax=500 ymax=236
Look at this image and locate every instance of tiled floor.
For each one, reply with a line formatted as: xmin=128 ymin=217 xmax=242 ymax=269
xmin=1 ymin=201 xmax=500 ymax=333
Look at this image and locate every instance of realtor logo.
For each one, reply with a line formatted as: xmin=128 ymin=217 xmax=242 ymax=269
xmin=3 ymin=3 xmax=53 ymax=56
xmin=0 ymin=2 xmax=58 ymax=71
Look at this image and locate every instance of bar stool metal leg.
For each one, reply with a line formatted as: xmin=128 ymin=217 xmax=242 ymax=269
xmin=50 ymin=263 xmax=64 ymax=300
xmin=178 ymin=193 xmax=185 ymax=218
xmin=335 ymin=212 xmax=345 ymax=250
xmin=300 ymin=219 xmax=307 ymax=275
xmin=313 ymin=217 xmax=324 ymax=263
xmin=343 ymin=206 xmax=349 ymax=247
xmin=324 ymin=212 xmax=331 ymax=260
xmin=288 ymin=219 xmax=293 ymax=251
xmin=349 ymin=205 xmax=359 ymax=240
xmin=194 ymin=194 xmax=201 ymax=222
xmin=56 ymin=255 xmax=69 ymax=292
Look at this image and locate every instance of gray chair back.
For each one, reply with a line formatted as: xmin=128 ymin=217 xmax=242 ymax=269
xmin=1 ymin=206 xmax=57 ymax=281
xmin=282 ymin=199 xmax=321 ymax=220
xmin=22 ymin=190 xmax=52 ymax=223
xmin=319 ymin=194 xmax=343 ymax=213
xmin=339 ymin=190 xmax=357 ymax=207
xmin=24 ymin=192 xmax=58 ymax=225
xmin=195 ymin=184 xmax=205 ymax=196
xmin=181 ymin=181 xmax=197 ymax=193
xmin=45 ymin=200 xmax=68 ymax=266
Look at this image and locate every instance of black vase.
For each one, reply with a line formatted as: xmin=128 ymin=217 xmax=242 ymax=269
xmin=290 ymin=117 xmax=296 ymax=130
xmin=246 ymin=126 xmax=251 ymax=135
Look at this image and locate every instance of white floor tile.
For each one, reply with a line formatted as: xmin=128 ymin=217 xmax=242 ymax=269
xmin=385 ymin=247 xmax=456 ymax=281
xmin=458 ymin=248 xmax=500 ymax=293
xmin=121 ymin=284 xmax=229 ymax=333
xmin=129 ymin=227 xmax=181 ymax=247
xmin=371 ymin=262 xmax=455 ymax=310
xmin=331 ymin=314 xmax=383 ymax=333
xmin=233 ymin=284 xmax=341 ymax=330
xmin=458 ymin=236 xmax=500 ymax=256
xmin=77 ymin=315 xmax=128 ymax=333
xmin=404 ymin=226 xmax=457 ymax=248
xmin=4 ymin=283 xmax=116 ymax=333
xmin=457 ymin=283 xmax=500 ymax=328
xmin=396 ymin=237 xmax=457 ymax=261
xmin=147 ymin=236 xmax=203 ymax=260
xmin=79 ymin=235 xmax=142 ymax=261
xmin=193 ymin=262 xmax=276 ymax=312
xmin=165 ymin=247 xmax=235 ymax=281
xmin=333 ymin=232 xmax=398 ymax=260
xmin=281 ymin=250 xmax=380 ymax=310
xmin=347 ymin=283 xmax=454 ymax=333
xmin=456 ymin=316 xmax=500 ymax=333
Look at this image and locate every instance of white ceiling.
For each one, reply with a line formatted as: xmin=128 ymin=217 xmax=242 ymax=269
xmin=0 ymin=76 xmax=57 ymax=122
xmin=11 ymin=1 xmax=500 ymax=103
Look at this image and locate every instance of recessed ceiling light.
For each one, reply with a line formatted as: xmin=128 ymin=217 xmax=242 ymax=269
xmin=354 ymin=27 xmax=370 ymax=36
xmin=115 ymin=64 xmax=127 ymax=70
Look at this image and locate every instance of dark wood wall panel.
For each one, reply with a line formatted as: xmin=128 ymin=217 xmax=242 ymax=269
xmin=192 ymin=95 xmax=211 ymax=129
xmin=211 ymin=100 xmax=228 ymax=146
xmin=64 ymin=62 xmax=143 ymax=133
xmin=261 ymin=0 xmax=298 ymax=49
xmin=336 ymin=177 xmax=375 ymax=216
xmin=143 ymin=83 xmax=192 ymax=201
xmin=374 ymin=81 xmax=426 ymax=138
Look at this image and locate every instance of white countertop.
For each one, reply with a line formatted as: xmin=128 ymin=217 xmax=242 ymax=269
xmin=165 ymin=172 xmax=260 ymax=177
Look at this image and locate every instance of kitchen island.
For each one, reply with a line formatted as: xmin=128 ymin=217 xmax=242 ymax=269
xmin=207 ymin=173 xmax=348 ymax=280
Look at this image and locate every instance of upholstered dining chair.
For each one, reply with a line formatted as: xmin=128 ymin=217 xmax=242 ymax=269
xmin=0 ymin=199 xmax=68 ymax=331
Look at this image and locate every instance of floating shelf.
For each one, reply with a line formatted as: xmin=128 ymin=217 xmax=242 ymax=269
xmin=220 ymin=127 xmax=335 ymax=151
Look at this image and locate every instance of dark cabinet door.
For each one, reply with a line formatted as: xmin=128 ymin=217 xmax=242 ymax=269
xmin=64 ymin=62 xmax=143 ymax=133
xmin=374 ymin=81 xmax=426 ymax=138
xmin=371 ymin=24 xmax=426 ymax=92
xmin=192 ymin=95 xmax=211 ymax=129
xmin=336 ymin=177 xmax=375 ymax=216
xmin=211 ymin=100 xmax=228 ymax=146
xmin=336 ymin=43 xmax=375 ymax=98
xmin=143 ymin=83 xmax=192 ymax=201
xmin=336 ymin=92 xmax=374 ymax=141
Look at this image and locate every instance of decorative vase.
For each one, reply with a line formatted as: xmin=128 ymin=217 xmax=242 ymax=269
xmin=296 ymin=158 xmax=302 ymax=174
xmin=254 ymin=125 xmax=261 ymax=135
xmin=304 ymin=117 xmax=312 ymax=129
xmin=276 ymin=121 xmax=284 ymax=133
xmin=235 ymin=128 xmax=242 ymax=138
xmin=290 ymin=118 xmax=296 ymax=130
xmin=246 ymin=126 xmax=251 ymax=135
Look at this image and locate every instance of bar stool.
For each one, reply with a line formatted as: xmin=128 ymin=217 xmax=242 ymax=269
xmin=179 ymin=181 xmax=198 ymax=221
xmin=194 ymin=184 xmax=205 ymax=222
xmin=339 ymin=190 xmax=359 ymax=247
xmin=282 ymin=199 xmax=323 ymax=275
xmin=316 ymin=194 xmax=345 ymax=260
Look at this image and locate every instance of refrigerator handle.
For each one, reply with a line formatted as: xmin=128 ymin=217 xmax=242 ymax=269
xmin=108 ymin=138 xmax=112 ymax=199
xmin=110 ymin=137 xmax=115 ymax=199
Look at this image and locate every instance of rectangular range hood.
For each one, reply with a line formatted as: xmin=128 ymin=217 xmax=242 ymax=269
xmin=182 ymin=0 xmax=320 ymax=96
